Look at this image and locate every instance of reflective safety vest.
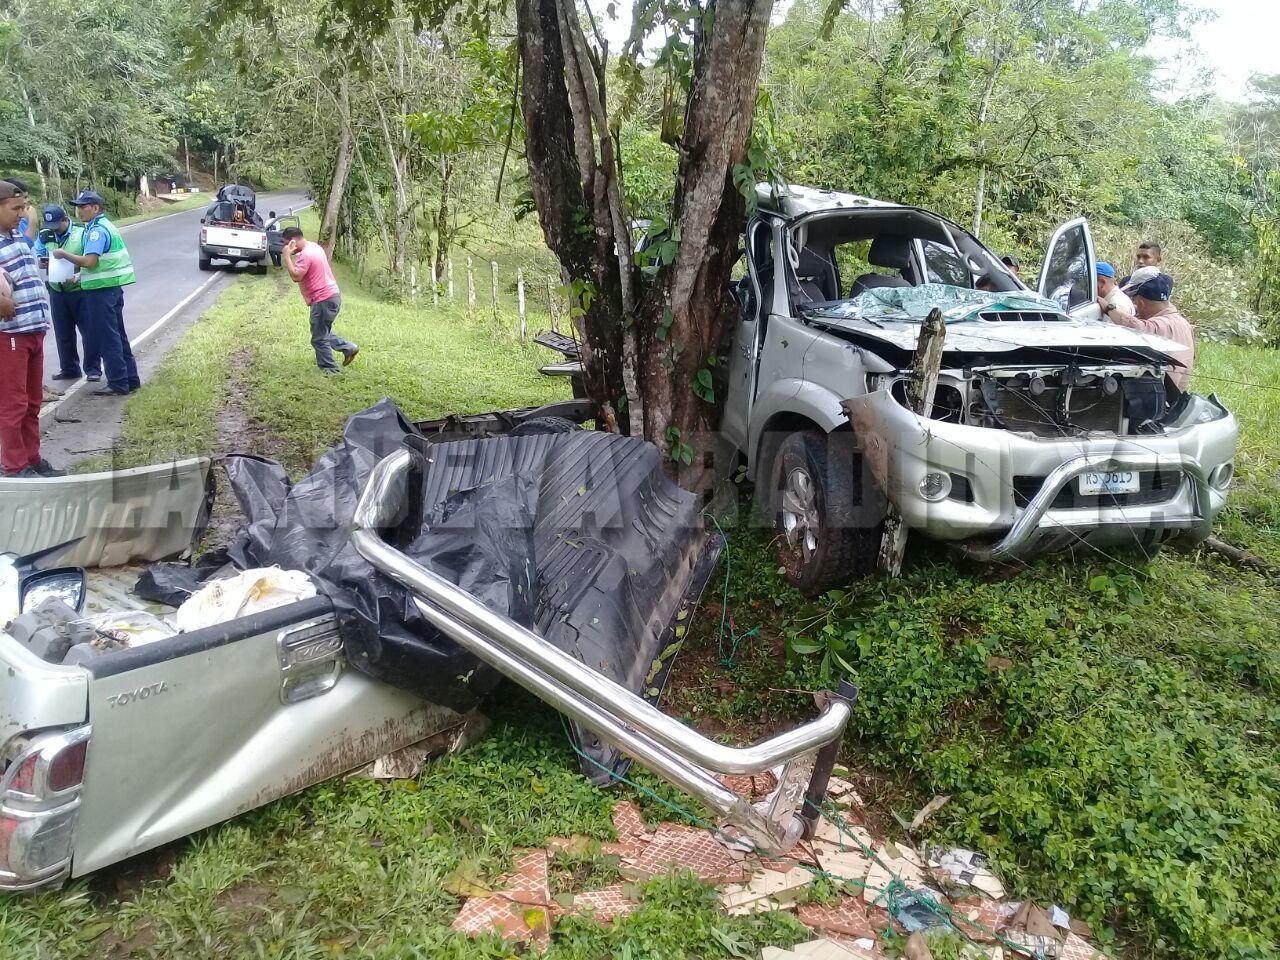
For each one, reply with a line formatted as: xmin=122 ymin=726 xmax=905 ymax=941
xmin=46 ymin=225 xmax=86 ymax=293
xmin=78 ymin=216 xmax=135 ymax=290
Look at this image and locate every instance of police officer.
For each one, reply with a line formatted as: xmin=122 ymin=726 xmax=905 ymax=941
xmin=50 ymin=189 xmax=139 ymax=396
xmin=35 ymin=204 xmax=99 ymax=382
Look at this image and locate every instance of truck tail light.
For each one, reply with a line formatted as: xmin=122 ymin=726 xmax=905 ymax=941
xmin=47 ymin=740 xmax=87 ymax=794
xmin=200 ymin=228 xmax=208 ymax=244
xmin=0 ymin=726 xmax=90 ymax=890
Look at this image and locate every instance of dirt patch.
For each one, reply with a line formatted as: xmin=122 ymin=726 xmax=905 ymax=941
xmin=203 ymin=349 xmax=281 ymax=550
xmin=96 ymin=921 xmax=157 ymax=959
xmin=87 ymin=843 xmax=183 ymax=906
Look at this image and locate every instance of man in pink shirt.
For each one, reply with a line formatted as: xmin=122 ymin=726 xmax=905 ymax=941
xmin=281 ymin=226 xmax=359 ymax=375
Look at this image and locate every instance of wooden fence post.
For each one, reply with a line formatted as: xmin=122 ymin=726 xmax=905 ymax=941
xmin=547 ymin=278 xmax=558 ymax=333
xmin=517 ymin=269 xmax=527 ymax=341
xmin=447 ymin=259 xmax=454 ymax=299
xmin=490 ymin=260 xmax=500 ymax=325
xmin=878 ymin=306 xmax=946 ymax=576
xmin=466 ymin=257 xmax=475 ymax=316
xmin=430 ymin=260 xmax=438 ymax=305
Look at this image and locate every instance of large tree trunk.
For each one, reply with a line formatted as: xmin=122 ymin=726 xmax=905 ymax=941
xmin=517 ymin=0 xmax=771 ymax=484
xmin=434 ymin=157 xmax=453 ymax=280
xmin=517 ymin=0 xmax=626 ymax=424
xmin=637 ymin=0 xmax=772 ymax=486
xmin=321 ymin=75 xmax=354 ymax=256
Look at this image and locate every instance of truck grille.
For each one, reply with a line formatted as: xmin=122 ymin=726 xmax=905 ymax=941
xmin=1013 ymin=470 xmax=1183 ymax=509
xmin=978 ymin=310 xmax=1067 ymax=323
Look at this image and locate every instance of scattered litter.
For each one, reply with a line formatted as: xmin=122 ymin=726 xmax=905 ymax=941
xmin=445 ymin=784 xmax=1110 ymax=960
xmin=361 ymin=711 xmax=490 ymax=780
xmin=764 ymin=937 xmax=879 ymax=959
xmin=907 ymin=794 xmax=951 ymax=832
xmin=895 ymin=888 xmax=953 ymax=933
xmin=826 ymin=777 xmax=864 ymax=807
xmin=719 ymin=866 xmax=813 ymax=915
xmin=175 ymin=567 xmax=316 ymax=632
xmin=796 ymin=896 xmax=876 ymax=939
xmin=924 ymin=846 xmax=1007 ymax=900
xmin=84 ymin=610 xmax=176 ymax=648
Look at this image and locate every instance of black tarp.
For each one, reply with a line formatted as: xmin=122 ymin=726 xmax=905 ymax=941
xmin=209 ymin=399 xmax=715 ymax=779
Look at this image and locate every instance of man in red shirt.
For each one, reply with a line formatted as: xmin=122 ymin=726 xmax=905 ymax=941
xmin=281 ymin=226 xmax=359 ymax=375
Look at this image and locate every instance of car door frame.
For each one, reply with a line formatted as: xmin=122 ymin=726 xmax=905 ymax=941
xmin=722 ymin=214 xmax=778 ymax=453
xmin=1037 ymin=216 xmax=1101 ymax=320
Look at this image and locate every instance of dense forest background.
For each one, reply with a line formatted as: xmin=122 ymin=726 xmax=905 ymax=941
xmin=2 ymin=0 xmax=1278 ymax=340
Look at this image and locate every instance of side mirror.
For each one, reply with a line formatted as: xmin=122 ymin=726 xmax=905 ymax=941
xmin=21 ymin=568 xmax=86 ymax=614
xmin=200 ymin=217 xmax=206 ymax=224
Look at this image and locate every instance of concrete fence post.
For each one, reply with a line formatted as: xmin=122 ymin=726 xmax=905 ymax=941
xmin=547 ymin=278 xmax=558 ymax=334
xmin=447 ymin=259 xmax=454 ymax=299
xmin=517 ymin=269 xmax=527 ymax=341
xmin=466 ymin=257 xmax=475 ymax=316
xmin=491 ymin=260 xmax=500 ymax=325
xmin=430 ymin=260 xmax=438 ymax=304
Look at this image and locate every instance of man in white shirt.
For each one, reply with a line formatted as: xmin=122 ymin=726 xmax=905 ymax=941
xmin=1096 ymin=261 xmax=1134 ymax=319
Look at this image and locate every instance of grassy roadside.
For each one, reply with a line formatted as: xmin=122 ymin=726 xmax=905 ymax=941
xmin=117 ymin=194 xmax=210 ymax=227
xmin=670 ymin=348 xmax=1280 ymax=958
xmin=10 ymin=246 xmax=1280 ymax=958
xmin=6 ymin=248 xmax=819 ymax=959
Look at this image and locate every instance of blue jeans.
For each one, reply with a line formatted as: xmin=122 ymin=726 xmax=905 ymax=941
xmin=49 ymin=289 xmax=99 ymax=378
xmin=82 ymin=286 xmax=139 ymax=393
xmin=309 ymin=294 xmax=356 ymax=371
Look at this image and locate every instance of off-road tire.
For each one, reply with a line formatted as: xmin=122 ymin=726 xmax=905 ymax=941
xmin=510 ymin=415 xmax=581 ymax=437
xmin=770 ymin=430 xmax=880 ymax=595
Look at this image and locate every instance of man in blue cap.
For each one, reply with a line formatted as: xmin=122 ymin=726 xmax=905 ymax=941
xmin=50 ymin=189 xmax=139 ymax=396
xmin=1095 ymin=261 xmax=1133 ymax=319
xmin=1105 ymin=272 xmax=1195 ymax=391
xmin=35 ymin=204 xmax=99 ymax=382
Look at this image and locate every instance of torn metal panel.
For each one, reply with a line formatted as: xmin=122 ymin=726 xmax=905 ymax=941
xmin=0 ymin=458 xmax=212 ymax=568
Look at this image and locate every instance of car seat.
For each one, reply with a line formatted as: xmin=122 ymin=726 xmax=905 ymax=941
xmin=849 ymin=235 xmax=915 ymax=296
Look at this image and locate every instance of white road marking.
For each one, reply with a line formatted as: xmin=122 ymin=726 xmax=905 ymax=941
xmin=40 ymin=273 xmax=222 ymax=420
xmin=42 ymin=197 xmax=314 ymax=421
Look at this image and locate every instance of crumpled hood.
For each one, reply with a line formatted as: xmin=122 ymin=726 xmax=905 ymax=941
xmin=805 ymin=282 xmax=1183 ymax=365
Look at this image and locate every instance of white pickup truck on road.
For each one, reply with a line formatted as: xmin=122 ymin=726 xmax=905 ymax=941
xmin=198 ymin=184 xmax=268 ymax=274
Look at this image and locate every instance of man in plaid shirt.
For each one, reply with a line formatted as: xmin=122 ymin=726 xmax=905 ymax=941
xmin=0 ymin=180 xmax=63 ymax=477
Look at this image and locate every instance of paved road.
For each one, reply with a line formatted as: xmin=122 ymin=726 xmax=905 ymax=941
xmin=43 ymin=189 xmax=311 ymax=385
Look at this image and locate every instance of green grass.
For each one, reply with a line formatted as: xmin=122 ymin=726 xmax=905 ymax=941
xmin=19 ymin=244 xmax=1280 ymax=960
xmin=97 ymin=214 xmax=568 ymax=475
xmin=117 ymin=194 xmax=211 ymax=227
xmin=667 ymin=342 xmax=1280 ymax=960
xmin=0 ymin=695 xmax=807 ymax=959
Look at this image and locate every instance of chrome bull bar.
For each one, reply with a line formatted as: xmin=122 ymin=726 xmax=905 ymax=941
xmin=352 ymin=448 xmax=855 ymax=852
xmin=979 ymin=452 xmax=1211 ymax=561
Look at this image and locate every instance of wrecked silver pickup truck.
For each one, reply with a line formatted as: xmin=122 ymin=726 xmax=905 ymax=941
xmin=0 ymin=402 xmax=853 ymax=891
xmin=724 ymin=184 xmax=1238 ymax=592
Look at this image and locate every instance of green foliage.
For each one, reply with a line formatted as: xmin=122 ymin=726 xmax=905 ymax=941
xmin=1091 ymin=220 xmax=1265 ymax=343
xmin=783 ymin=557 xmax=1280 ymax=958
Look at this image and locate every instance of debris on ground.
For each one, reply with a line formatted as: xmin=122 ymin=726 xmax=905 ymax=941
xmin=446 ymin=789 xmax=1113 ymax=959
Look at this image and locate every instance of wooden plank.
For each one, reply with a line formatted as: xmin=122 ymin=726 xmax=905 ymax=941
xmin=878 ymin=307 xmax=946 ymax=576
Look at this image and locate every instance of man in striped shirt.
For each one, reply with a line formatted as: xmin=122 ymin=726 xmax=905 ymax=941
xmin=0 ymin=180 xmax=63 ymax=477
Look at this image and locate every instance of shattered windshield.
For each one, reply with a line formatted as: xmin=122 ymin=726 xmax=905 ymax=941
xmin=805 ymin=283 xmax=1064 ymax=324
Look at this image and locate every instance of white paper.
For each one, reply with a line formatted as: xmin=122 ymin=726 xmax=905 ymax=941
xmin=47 ymin=255 xmax=74 ymax=283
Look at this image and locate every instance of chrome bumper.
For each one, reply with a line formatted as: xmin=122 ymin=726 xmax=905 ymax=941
xmin=352 ymin=448 xmax=855 ymax=852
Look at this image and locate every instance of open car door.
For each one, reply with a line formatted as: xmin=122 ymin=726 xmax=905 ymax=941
xmin=1038 ymin=217 xmax=1101 ymax=321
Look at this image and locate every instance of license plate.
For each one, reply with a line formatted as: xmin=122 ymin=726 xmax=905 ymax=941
xmin=226 ymin=248 xmax=242 ymax=257
xmin=1079 ymin=470 xmax=1139 ymax=496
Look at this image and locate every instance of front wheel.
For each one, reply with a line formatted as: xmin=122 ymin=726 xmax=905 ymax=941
xmin=770 ymin=430 xmax=881 ymax=595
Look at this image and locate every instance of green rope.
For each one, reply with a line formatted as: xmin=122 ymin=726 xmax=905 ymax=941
xmin=705 ymin=514 xmax=759 ymax=669
xmin=559 ymin=717 xmax=1044 ymax=958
